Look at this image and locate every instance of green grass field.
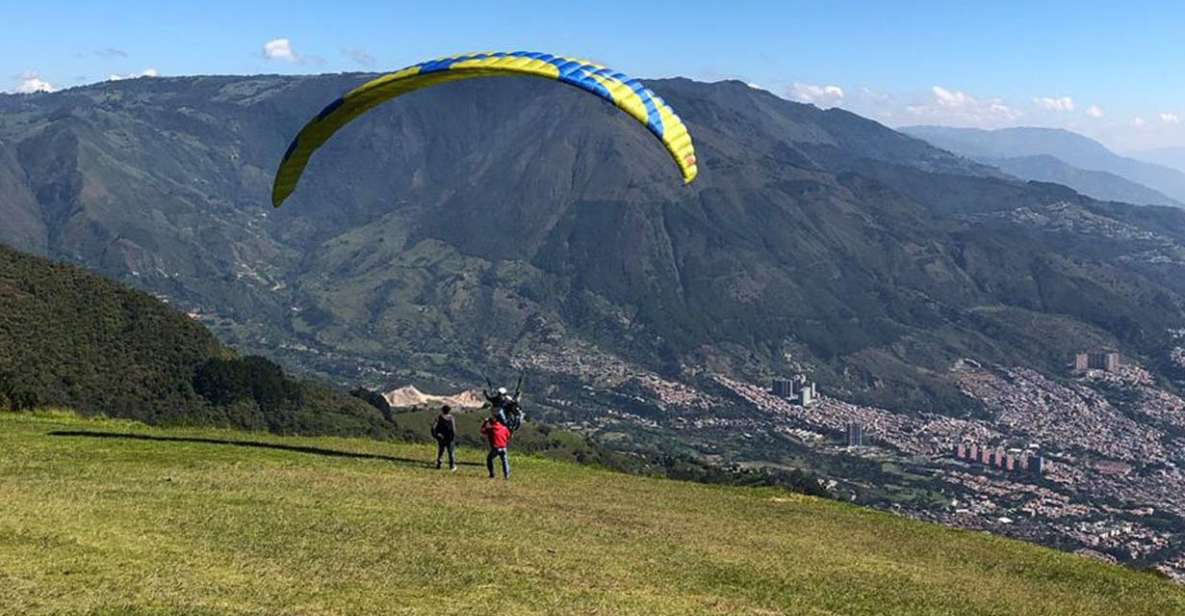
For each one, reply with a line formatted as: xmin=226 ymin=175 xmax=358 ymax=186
xmin=2 ymin=410 xmax=1182 ymax=615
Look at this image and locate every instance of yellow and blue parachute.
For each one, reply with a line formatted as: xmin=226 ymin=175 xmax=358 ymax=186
xmin=272 ymin=51 xmax=698 ymax=207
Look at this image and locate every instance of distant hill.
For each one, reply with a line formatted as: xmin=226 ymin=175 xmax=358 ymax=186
xmin=903 ymin=126 xmax=1185 ymax=206
xmin=985 ymin=154 xmax=1181 ymax=207
xmin=383 ymin=384 xmax=485 ymax=410
xmin=1132 ymin=146 xmax=1185 ymax=175
xmin=0 ymin=244 xmax=393 ymax=436
xmin=0 ymin=138 xmax=42 ymax=254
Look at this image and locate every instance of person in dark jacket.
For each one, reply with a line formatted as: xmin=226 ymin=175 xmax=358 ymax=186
xmin=480 ymin=412 xmax=511 ymax=480
xmin=431 ymin=405 xmax=457 ymax=471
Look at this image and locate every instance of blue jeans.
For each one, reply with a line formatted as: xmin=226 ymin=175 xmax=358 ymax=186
xmin=436 ymin=441 xmax=455 ymax=469
xmin=487 ymin=447 xmax=510 ymax=479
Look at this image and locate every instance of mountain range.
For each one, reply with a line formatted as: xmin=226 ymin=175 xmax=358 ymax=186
xmin=2 ymin=76 xmax=1185 ymax=415
xmin=903 ymin=125 xmax=1185 ymax=207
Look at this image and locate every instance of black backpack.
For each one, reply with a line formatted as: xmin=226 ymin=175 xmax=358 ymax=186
xmin=432 ymin=415 xmax=455 ymax=440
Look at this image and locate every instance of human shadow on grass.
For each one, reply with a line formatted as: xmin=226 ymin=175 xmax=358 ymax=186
xmin=47 ymin=431 xmax=483 ymax=468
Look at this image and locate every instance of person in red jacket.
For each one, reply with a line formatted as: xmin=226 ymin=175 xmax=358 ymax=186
xmin=480 ymin=412 xmax=512 ymax=480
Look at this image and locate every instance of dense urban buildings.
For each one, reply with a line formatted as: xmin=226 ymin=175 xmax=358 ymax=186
xmin=771 ymin=375 xmax=817 ymax=406
xmin=954 ymin=442 xmax=1044 ymax=475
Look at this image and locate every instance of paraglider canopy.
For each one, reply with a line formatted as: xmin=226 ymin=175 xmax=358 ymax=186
xmin=271 ymin=51 xmax=698 ymax=208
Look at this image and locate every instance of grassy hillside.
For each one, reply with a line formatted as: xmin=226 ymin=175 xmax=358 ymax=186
xmin=0 ymin=244 xmax=393 ymax=436
xmin=393 ymin=407 xmax=827 ymax=495
xmin=2 ymin=410 xmax=1181 ymax=615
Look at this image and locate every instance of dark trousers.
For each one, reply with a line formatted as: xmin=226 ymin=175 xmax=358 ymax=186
xmin=436 ymin=441 xmax=455 ymax=469
xmin=486 ymin=447 xmax=510 ymax=479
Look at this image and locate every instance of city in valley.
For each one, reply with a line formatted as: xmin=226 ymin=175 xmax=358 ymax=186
xmin=512 ymin=344 xmax=1185 ymax=580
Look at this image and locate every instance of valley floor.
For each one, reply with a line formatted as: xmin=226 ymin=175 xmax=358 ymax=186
xmin=1 ymin=410 xmax=1182 ymax=615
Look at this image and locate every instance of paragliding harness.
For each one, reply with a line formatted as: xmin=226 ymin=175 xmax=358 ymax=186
xmin=503 ymin=400 xmax=524 ymax=432
xmin=485 ymin=374 xmax=526 ymax=433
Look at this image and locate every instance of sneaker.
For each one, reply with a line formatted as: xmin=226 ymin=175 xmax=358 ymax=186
xmin=450 ymin=466 xmax=458 ymax=472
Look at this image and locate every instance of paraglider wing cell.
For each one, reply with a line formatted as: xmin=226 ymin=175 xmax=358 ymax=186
xmin=271 ymin=51 xmax=698 ymax=207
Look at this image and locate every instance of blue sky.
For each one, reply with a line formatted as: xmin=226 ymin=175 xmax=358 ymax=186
xmin=4 ymin=1 xmax=1183 ymax=150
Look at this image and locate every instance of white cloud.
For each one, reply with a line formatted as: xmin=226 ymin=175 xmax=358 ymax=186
xmin=1133 ymin=117 xmax=1147 ymax=128
xmin=1034 ymin=96 xmax=1075 ymax=112
xmin=12 ymin=72 xmax=55 ymax=94
xmin=1160 ymin=113 xmax=1181 ymax=125
xmin=932 ymin=86 xmax=971 ymax=108
xmin=107 ymin=68 xmax=159 ymax=81
xmin=262 ymin=38 xmax=324 ymax=65
xmin=902 ymin=86 xmax=1020 ymax=127
xmin=788 ymin=82 xmax=845 ymax=107
xmin=263 ymin=38 xmax=298 ymax=62
xmin=1085 ymin=105 xmax=1105 ymax=118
